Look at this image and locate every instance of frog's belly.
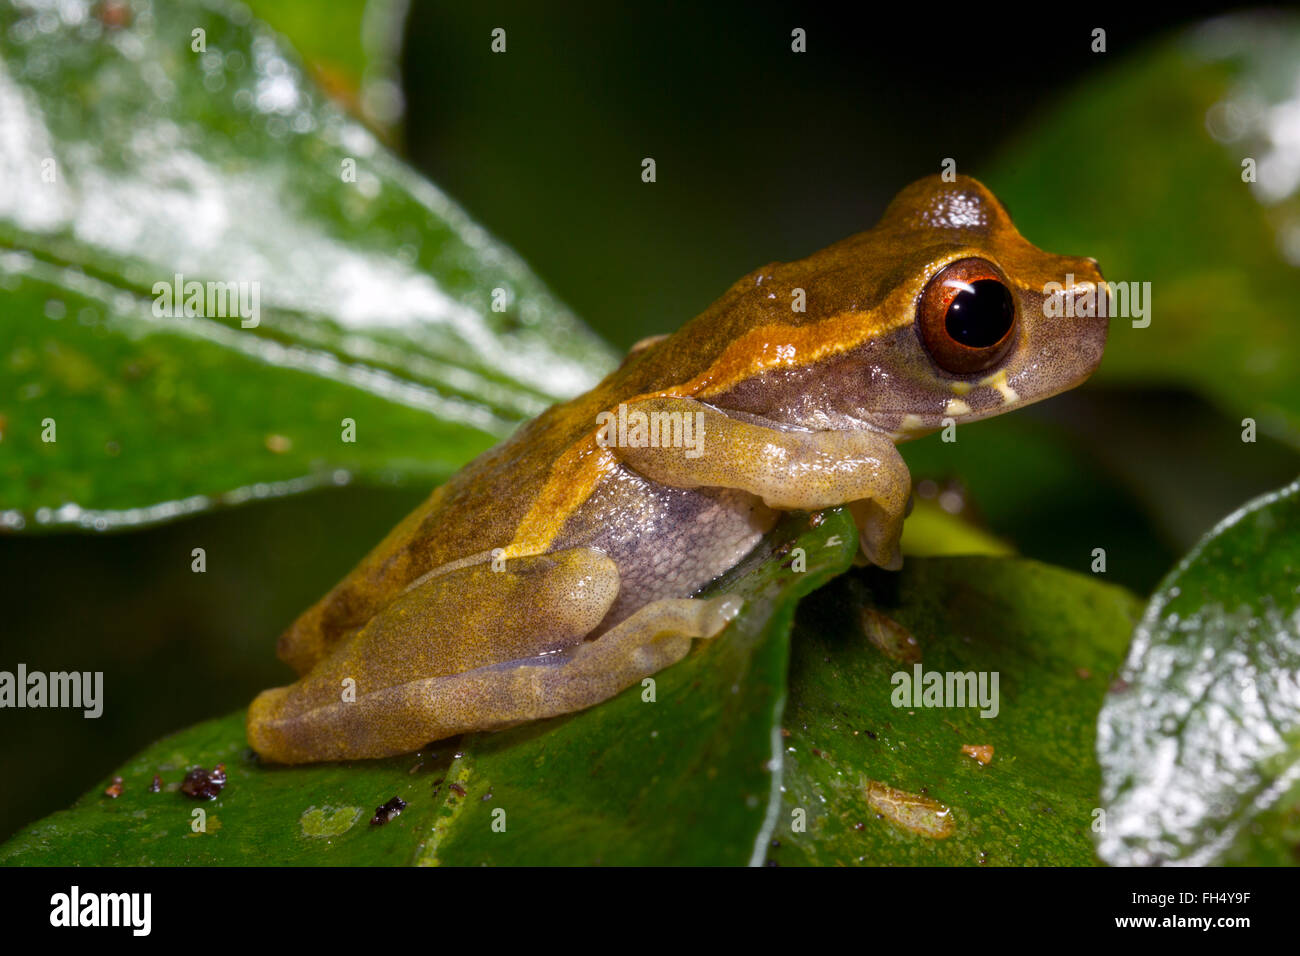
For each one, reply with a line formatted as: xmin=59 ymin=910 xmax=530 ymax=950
xmin=552 ymin=463 xmax=777 ymax=630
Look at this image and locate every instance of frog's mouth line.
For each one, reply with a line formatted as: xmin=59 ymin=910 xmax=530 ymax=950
xmin=880 ymin=369 xmax=1103 ymax=440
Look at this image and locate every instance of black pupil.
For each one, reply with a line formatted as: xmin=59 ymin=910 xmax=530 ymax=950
xmin=945 ymin=279 xmax=1013 ymax=348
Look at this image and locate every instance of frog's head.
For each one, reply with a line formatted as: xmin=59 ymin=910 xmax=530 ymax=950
xmin=698 ymin=174 xmax=1108 ymax=439
xmin=854 ymin=174 xmax=1108 ymax=438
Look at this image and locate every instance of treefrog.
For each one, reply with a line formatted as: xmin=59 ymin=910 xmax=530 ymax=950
xmin=248 ymin=174 xmax=1107 ymax=763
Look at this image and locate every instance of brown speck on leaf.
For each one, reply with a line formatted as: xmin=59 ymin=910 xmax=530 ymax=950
xmin=449 ymin=782 xmax=467 ymax=797
xmin=148 ymin=775 xmax=161 ymax=793
xmin=853 ymin=821 xmax=865 ymax=831
xmin=808 ymin=512 xmax=825 ymax=528
xmin=811 ymin=748 xmax=825 ymax=759
xmin=780 ymin=728 xmax=792 ymax=738
xmin=1076 ymin=667 xmax=1092 ymax=680
xmin=104 ymin=776 xmax=124 ymax=799
xmin=179 ymin=763 xmax=227 ymax=800
xmin=408 ymin=762 xmax=424 ymax=775
xmin=370 ymin=796 xmax=407 ymax=826
xmin=264 ymin=433 xmax=292 ymax=454
xmin=962 ymin=744 xmax=994 ymax=766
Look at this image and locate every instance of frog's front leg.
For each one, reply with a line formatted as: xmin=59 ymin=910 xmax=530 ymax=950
xmin=612 ymin=396 xmax=911 ymax=569
xmin=247 ymin=545 xmax=740 ymax=763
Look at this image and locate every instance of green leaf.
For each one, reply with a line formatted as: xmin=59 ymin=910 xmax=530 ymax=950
xmin=988 ymin=13 xmax=1300 ymax=450
xmin=0 ymin=0 xmax=616 ymax=531
xmin=898 ymin=495 xmax=1014 ymax=559
xmin=769 ymin=558 xmax=1141 ymax=866
xmin=0 ymin=509 xmax=856 ymax=865
xmin=1098 ymin=477 xmax=1300 ymax=866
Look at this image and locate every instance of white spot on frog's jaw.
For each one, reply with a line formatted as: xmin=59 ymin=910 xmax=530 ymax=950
xmin=899 ymin=413 xmax=928 ymax=436
xmin=944 ymin=397 xmax=972 ymax=417
xmin=979 ymin=369 xmax=1020 ymax=405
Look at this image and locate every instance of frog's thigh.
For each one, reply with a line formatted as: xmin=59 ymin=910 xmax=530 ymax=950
xmin=247 ymin=547 xmax=619 ymax=764
xmin=405 ymin=593 xmax=743 ymax=740
xmin=615 ymin=396 xmax=910 ymax=569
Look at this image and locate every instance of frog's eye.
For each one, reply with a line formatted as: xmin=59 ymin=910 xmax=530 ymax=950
xmin=917 ymin=258 xmax=1017 ymax=376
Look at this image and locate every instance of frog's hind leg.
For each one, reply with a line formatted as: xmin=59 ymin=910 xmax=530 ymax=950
xmin=249 ymin=543 xmax=744 ymax=764
xmin=415 ymin=593 xmax=743 ymax=742
xmin=248 ymin=547 xmax=621 ymax=764
xmin=249 ymin=582 xmax=741 ymax=764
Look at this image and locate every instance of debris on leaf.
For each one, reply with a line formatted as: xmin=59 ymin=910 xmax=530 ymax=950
xmin=179 ymin=763 xmax=227 ymax=800
xmin=865 ymin=780 xmax=956 ymax=838
xmin=370 ymin=796 xmax=407 ymax=826
xmin=860 ymin=607 xmax=921 ymax=663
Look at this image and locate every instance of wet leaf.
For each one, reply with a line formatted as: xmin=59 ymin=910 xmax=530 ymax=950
xmin=1097 ymin=478 xmax=1300 ymax=866
xmin=0 ymin=509 xmax=856 ymax=865
xmin=0 ymin=0 xmax=616 ymax=531
xmin=770 ymin=558 xmax=1141 ymax=866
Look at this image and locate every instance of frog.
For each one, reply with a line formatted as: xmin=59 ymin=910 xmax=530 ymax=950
xmin=247 ymin=174 xmax=1107 ymax=764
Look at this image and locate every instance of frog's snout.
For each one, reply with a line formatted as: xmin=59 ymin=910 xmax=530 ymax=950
xmin=1068 ymin=257 xmax=1109 ymax=380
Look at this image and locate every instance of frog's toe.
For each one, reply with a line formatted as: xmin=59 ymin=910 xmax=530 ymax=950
xmin=849 ymin=498 xmax=905 ymax=571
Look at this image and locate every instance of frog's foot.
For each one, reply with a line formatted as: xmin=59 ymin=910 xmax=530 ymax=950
xmin=847 ymin=496 xmax=906 ymax=571
xmin=248 ymin=546 xmax=620 ymax=764
xmin=612 ymin=396 xmax=911 ymax=570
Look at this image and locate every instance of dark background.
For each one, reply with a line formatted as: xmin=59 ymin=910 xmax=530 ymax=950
xmin=0 ymin=1 xmax=1261 ymax=842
